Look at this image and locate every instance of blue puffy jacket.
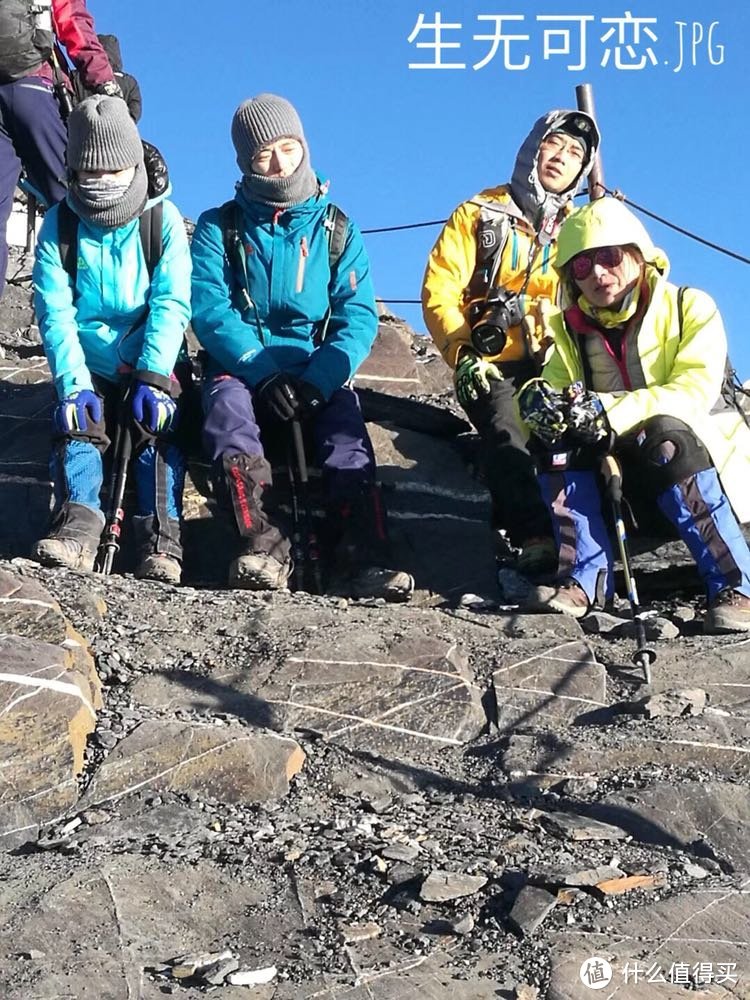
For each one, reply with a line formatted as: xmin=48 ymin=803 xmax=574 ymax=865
xmin=190 ymin=183 xmax=377 ymax=401
xmin=33 ymin=191 xmax=192 ymax=399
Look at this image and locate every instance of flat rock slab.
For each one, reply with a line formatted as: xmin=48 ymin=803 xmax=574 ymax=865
xmin=603 ymin=782 xmax=750 ymax=871
xmin=79 ymin=720 xmax=305 ymax=809
xmin=548 ymin=883 xmax=750 ymax=999
xmin=133 ymin=621 xmax=487 ymax=755
xmin=637 ymin=642 xmax=750 ymax=718
xmin=420 ymin=869 xmax=488 ymax=902
xmin=0 ymin=568 xmax=67 ymax=642
xmin=0 ymin=856 xmax=306 ymax=1000
xmin=352 ymin=322 xmax=422 ymax=396
xmin=503 ymin=714 xmax=750 ymax=787
xmin=493 ymin=639 xmax=606 ymax=731
xmin=0 ymin=632 xmax=100 ymax=849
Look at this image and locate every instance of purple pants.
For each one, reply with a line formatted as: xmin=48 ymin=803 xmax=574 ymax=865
xmin=202 ymin=375 xmax=376 ymax=499
xmin=0 ymin=76 xmax=67 ymax=295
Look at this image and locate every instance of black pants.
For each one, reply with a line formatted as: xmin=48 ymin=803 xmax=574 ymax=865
xmin=461 ymin=361 xmax=552 ymax=546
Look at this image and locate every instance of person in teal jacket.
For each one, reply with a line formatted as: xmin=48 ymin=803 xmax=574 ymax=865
xmin=31 ymin=96 xmax=191 ymax=582
xmin=191 ymin=93 xmax=413 ymax=600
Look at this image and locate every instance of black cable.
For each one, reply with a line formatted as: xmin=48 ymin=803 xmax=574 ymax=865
xmin=362 ymin=219 xmax=446 ymax=235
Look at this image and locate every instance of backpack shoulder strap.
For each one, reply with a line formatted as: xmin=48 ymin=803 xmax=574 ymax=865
xmin=324 ymin=202 xmax=348 ymax=273
xmin=138 ymin=202 xmax=163 ymax=280
xmin=57 ymin=200 xmax=79 ymax=285
xmin=465 ymin=204 xmax=512 ymax=304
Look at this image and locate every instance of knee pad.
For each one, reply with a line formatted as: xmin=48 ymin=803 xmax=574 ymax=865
xmin=629 ymin=416 xmax=712 ymax=492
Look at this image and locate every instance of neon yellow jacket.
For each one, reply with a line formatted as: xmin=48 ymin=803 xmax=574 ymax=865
xmin=544 ymin=278 xmax=750 ymax=523
xmin=421 ymin=184 xmax=565 ymax=369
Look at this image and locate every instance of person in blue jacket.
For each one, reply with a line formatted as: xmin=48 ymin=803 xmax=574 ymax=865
xmin=31 ymin=95 xmax=191 ymax=583
xmin=191 ymin=93 xmax=413 ymax=600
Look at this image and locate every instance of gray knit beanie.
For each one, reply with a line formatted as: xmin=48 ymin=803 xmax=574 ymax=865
xmin=67 ymin=96 xmax=148 ymax=229
xmin=231 ymin=93 xmax=318 ymax=210
xmin=67 ymin=95 xmax=144 ymax=173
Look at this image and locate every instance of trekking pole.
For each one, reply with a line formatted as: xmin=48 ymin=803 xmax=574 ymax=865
xmin=95 ymin=388 xmax=132 ymax=575
xmin=601 ymin=454 xmax=655 ymax=685
xmin=291 ymin=419 xmax=323 ymax=594
xmin=575 ymin=83 xmax=604 ymax=201
xmin=287 ymin=426 xmax=306 ymax=592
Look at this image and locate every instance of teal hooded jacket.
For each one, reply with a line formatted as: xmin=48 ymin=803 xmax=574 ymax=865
xmin=32 ymin=191 xmax=191 ymax=399
xmin=190 ymin=183 xmax=377 ymax=400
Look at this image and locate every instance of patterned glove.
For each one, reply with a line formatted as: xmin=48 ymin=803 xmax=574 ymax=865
xmin=454 ymin=350 xmax=502 ymax=407
xmin=95 ymin=80 xmax=124 ymax=99
xmin=564 ymin=382 xmax=613 ymax=448
xmin=53 ymin=389 xmax=102 ymax=434
xmin=256 ymin=372 xmax=299 ymax=422
xmin=132 ymin=381 xmax=176 ymax=433
xmin=517 ymin=378 xmax=569 ymax=448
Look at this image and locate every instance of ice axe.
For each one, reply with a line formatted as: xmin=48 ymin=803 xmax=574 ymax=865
xmin=601 ymin=454 xmax=655 ymax=684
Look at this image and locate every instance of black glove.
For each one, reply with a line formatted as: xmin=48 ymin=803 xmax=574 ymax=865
xmin=294 ymin=379 xmax=325 ymax=420
xmin=256 ymin=372 xmax=299 ymax=422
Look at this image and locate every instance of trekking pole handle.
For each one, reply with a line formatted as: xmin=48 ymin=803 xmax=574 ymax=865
xmin=575 ymin=83 xmax=604 ymax=201
xmin=600 ymin=453 xmax=623 ymax=505
xmin=291 ymin=419 xmax=309 ymax=484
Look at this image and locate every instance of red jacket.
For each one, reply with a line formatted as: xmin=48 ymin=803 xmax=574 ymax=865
xmin=33 ymin=0 xmax=114 ymax=88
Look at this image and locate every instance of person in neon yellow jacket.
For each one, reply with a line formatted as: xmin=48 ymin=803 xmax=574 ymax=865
xmin=517 ymin=197 xmax=750 ymax=633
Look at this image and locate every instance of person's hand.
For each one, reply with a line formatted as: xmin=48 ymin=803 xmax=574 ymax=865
xmin=95 ymin=81 xmax=124 ymax=99
xmin=294 ymin=379 xmax=325 ymax=420
xmin=54 ymin=389 xmax=102 ymax=434
xmin=564 ymin=385 xmax=613 ymax=448
xmin=256 ymin=372 xmax=299 ymax=422
xmin=454 ymin=350 xmax=502 ymax=407
xmin=517 ymin=378 xmax=569 ymax=448
xmin=132 ymin=381 xmax=176 ymax=433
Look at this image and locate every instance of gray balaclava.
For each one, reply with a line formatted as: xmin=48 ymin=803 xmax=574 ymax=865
xmin=231 ymin=93 xmax=318 ymax=209
xmin=67 ymin=95 xmax=147 ymax=228
xmin=509 ymin=109 xmax=600 ymax=230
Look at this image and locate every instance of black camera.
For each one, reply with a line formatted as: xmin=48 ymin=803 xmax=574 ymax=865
xmin=469 ymin=287 xmax=523 ymax=357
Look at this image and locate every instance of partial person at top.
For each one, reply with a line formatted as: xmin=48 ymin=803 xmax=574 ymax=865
xmin=0 ymin=0 xmax=121 ymax=298
xmin=74 ymin=34 xmax=142 ymax=122
xmin=422 ymin=109 xmax=599 ymax=585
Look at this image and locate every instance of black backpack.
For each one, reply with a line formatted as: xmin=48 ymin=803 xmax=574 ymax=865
xmin=219 ymin=199 xmax=349 ymax=344
xmin=0 ymin=0 xmax=54 ymax=83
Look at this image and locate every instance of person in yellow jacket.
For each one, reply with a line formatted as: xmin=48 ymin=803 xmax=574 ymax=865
xmin=517 ymin=197 xmax=750 ymax=633
xmin=422 ymin=109 xmax=599 ymax=579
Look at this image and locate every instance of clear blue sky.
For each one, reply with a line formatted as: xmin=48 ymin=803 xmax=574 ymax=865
xmin=89 ymin=1 xmax=750 ymax=377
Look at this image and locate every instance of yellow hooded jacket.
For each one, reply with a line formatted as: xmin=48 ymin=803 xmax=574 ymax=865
xmin=544 ymin=198 xmax=750 ymax=523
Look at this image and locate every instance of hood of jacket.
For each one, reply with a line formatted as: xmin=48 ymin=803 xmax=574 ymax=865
xmin=97 ymin=34 xmax=123 ymax=72
xmin=509 ymin=109 xmax=600 ymax=227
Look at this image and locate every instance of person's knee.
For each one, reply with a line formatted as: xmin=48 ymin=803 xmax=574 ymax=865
xmin=626 ymin=415 xmax=712 ymax=492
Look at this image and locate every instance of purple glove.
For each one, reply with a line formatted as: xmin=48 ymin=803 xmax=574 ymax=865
xmin=54 ymin=390 xmax=102 ymax=434
xmin=132 ymin=381 xmax=176 ymax=433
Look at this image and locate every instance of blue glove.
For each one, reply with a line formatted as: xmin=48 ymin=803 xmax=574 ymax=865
xmin=132 ymin=381 xmax=176 ymax=433
xmin=53 ymin=389 xmax=102 ymax=434
xmin=517 ymin=378 xmax=569 ymax=448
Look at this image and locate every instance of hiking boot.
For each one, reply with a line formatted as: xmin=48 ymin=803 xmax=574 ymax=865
xmin=135 ymin=553 xmax=182 ymax=584
xmin=516 ymin=536 xmax=558 ymax=579
xmin=525 ymin=577 xmax=590 ymax=619
xmin=32 ymin=502 xmax=104 ymax=573
xmin=349 ymin=566 xmax=415 ymax=603
xmin=33 ymin=536 xmax=97 ymax=572
xmin=229 ymin=550 xmax=291 ymax=591
xmin=705 ymin=589 xmax=750 ymax=634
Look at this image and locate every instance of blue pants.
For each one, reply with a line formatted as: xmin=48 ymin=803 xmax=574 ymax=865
xmin=0 ymin=76 xmax=67 ymax=295
xmin=539 ymin=416 xmax=750 ymax=604
xmin=202 ymin=375 xmax=376 ymax=500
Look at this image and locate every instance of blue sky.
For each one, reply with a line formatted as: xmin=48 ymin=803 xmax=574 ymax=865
xmin=88 ymin=1 xmax=750 ymax=377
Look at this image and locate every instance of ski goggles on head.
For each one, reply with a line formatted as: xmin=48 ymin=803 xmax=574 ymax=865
xmin=569 ymin=245 xmax=625 ymax=281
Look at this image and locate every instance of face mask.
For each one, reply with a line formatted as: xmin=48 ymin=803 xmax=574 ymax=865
xmin=75 ymin=175 xmax=133 ymax=203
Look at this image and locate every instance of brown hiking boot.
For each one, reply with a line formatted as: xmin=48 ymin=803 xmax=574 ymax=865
xmin=349 ymin=566 xmax=415 ymax=603
xmin=525 ymin=577 xmax=590 ymax=619
xmin=32 ymin=502 xmax=104 ymax=573
xmin=705 ymin=589 xmax=750 ymax=634
xmin=135 ymin=553 xmax=182 ymax=585
xmin=229 ymin=550 xmax=291 ymax=591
